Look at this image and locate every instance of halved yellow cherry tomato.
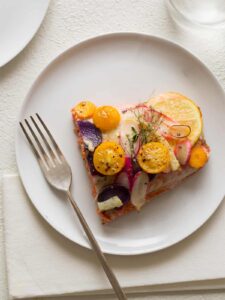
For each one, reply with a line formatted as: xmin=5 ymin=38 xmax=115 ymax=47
xmin=93 ymin=106 xmax=120 ymax=132
xmin=189 ymin=145 xmax=208 ymax=169
xmin=72 ymin=101 xmax=96 ymax=120
xmin=137 ymin=142 xmax=170 ymax=174
xmin=93 ymin=141 xmax=125 ymax=175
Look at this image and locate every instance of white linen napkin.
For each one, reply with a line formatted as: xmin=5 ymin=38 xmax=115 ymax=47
xmin=3 ymin=174 xmax=225 ymax=300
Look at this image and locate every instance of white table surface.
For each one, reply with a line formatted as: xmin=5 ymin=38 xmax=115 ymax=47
xmin=1 ymin=1 xmax=225 ymax=299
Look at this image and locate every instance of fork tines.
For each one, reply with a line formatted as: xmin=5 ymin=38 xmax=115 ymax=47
xmin=20 ymin=114 xmax=63 ymax=169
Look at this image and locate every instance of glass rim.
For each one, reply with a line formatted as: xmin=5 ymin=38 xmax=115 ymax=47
xmin=168 ymin=0 xmax=225 ymax=27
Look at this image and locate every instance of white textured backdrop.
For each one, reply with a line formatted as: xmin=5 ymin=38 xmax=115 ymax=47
xmin=1 ymin=1 xmax=225 ymax=299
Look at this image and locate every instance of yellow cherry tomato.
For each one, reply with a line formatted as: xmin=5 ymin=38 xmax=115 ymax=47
xmin=93 ymin=141 xmax=125 ymax=175
xmin=72 ymin=101 xmax=96 ymax=120
xmin=189 ymin=145 xmax=208 ymax=169
xmin=93 ymin=106 xmax=120 ymax=132
xmin=137 ymin=142 xmax=170 ymax=174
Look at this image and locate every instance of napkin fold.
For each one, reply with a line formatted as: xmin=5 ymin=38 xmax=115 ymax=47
xmin=3 ymin=174 xmax=225 ymax=299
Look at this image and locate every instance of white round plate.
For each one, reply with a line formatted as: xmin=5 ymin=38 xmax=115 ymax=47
xmin=0 ymin=0 xmax=49 ymax=67
xmin=16 ymin=33 xmax=225 ymax=255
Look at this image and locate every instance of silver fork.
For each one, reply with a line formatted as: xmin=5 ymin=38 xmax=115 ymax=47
xmin=20 ymin=113 xmax=127 ymax=300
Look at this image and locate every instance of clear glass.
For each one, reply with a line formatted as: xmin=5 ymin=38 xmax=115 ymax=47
xmin=168 ymin=0 xmax=225 ymax=27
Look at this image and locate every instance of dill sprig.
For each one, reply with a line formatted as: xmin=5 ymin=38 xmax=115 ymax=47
xmin=124 ymin=105 xmax=163 ymax=158
xmin=131 ymin=126 xmax=139 ymax=143
xmin=126 ymin=133 xmax=135 ymax=157
xmin=133 ymin=106 xmax=163 ymax=144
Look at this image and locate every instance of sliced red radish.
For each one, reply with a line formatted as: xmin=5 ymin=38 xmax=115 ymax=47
xmin=131 ymin=171 xmax=149 ymax=210
xmin=135 ymin=105 xmax=178 ymax=142
xmin=122 ymin=103 xmax=174 ymax=125
xmin=133 ymin=136 xmax=141 ymax=156
xmin=150 ymin=107 xmax=175 ymax=123
xmin=121 ymin=104 xmax=148 ymax=115
xmin=174 ymin=139 xmax=192 ymax=165
xmin=158 ymin=122 xmax=175 ymax=140
xmin=121 ymin=104 xmax=191 ymax=148
xmin=115 ymin=172 xmax=130 ymax=190
xmin=156 ymin=114 xmax=177 ymax=138
xmin=143 ymin=109 xmax=152 ymax=122
xmin=124 ymin=156 xmax=133 ymax=172
xmin=123 ymin=156 xmax=133 ymax=189
xmin=121 ymin=104 xmax=176 ymax=142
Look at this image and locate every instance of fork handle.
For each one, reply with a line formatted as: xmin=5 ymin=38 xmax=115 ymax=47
xmin=66 ymin=190 xmax=127 ymax=300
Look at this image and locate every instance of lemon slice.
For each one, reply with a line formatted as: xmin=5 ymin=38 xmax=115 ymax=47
xmin=149 ymin=92 xmax=203 ymax=145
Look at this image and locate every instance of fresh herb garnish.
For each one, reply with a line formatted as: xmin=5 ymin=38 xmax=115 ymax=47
xmin=133 ymin=106 xmax=163 ymax=145
xmin=124 ymin=105 xmax=164 ymax=158
xmin=126 ymin=134 xmax=135 ymax=157
xmin=131 ymin=126 xmax=139 ymax=143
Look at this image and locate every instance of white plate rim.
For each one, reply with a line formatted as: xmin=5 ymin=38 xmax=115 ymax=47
xmin=0 ymin=0 xmax=50 ymax=67
xmin=15 ymin=32 xmax=225 ymax=255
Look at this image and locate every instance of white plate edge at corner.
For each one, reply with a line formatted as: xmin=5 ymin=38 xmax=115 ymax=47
xmin=0 ymin=0 xmax=50 ymax=67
